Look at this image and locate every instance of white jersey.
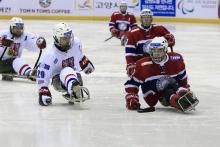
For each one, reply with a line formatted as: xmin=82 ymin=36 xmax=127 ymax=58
xmin=0 ymin=30 xmax=40 ymax=60
xmin=37 ymin=37 xmax=84 ymax=89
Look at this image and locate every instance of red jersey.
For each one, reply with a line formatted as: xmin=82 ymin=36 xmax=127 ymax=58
xmin=125 ymin=25 xmax=173 ymax=65
xmin=128 ymin=52 xmax=189 ymax=100
xmin=109 ymin=12 xmax=137 ymax=32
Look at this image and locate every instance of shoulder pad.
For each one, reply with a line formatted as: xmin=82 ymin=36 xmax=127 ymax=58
xmin=73 ymin=37 xmax=81 ymax=43
xmin=127 ymin=12 xmax=134 ymax=15
xmin=141 ymin=61 xmax=153 ymax=66
xmin=131 ymin=28 xmax=140 ymax=33
xmin=113 ymin=12 xmax=120 ymax=15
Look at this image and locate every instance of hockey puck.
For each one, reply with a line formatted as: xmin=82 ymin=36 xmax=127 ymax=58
xmin=137 ymin=107 xmax=155 ymax=113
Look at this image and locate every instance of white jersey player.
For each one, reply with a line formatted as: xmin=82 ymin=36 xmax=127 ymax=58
xmin=0 ymin=17 xmax=46 ymax=81
xmin=37 ymin=22 xmax=95 ymax=106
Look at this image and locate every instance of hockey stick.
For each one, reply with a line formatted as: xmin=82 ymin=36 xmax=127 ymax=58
xmin=137 ymin=107 xmax=155 ymax=113
xmin=33 ymin=49 xmax=42 ymax=69
xmin=0 ymin=47 xmax=8 ymax=61
xmin=170 ymin=46 xmax=173 ymax=52
xmin=104 ymin=36 xmax=114 ymax=42
xmin=0 ymin=36 xmax=14 ymax=61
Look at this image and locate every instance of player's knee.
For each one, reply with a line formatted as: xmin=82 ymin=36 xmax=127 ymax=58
xmin=144 ymin=96 xmax=158 ymax=107
xmin=52 ymin=74 xmax=66 ymax=92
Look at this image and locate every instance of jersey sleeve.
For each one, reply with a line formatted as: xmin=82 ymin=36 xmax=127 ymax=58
xmin=73 ymin=38 xmax=84 ymax=72
xmin=130 ymin=14 xmax=137 ymax=29
xmin=109 ymin=13 xmax=117 ymax=31
xmin=23 ymin=32 xmax=40 ymax=52
xmin=125 ymin=31 xmax=137 ymax=65
xmin=36 ymin=53 xmax=54 ymax=89
xmin=175 ymin=55 xmax=189 ymax=88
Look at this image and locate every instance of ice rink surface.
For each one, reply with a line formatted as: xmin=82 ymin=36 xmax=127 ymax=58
xmin=0 ymin=20 xmax=220 ymax=147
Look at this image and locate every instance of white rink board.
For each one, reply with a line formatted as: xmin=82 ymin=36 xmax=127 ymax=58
xmin=0 ymin=20 xmax=220 ymax=147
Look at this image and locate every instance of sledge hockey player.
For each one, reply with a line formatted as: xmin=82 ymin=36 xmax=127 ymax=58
xmin=124 ymin=8 xmax=175 ymax=102
xmin=37 ymin=22 xmax=95 ymax=106
xmin=109 ymin=1 xmax=137 ymax=45
xmin=0 ymin=17 xmax=46 ymax=81
xmin=125 ymin=37 xmax=199 ymax=112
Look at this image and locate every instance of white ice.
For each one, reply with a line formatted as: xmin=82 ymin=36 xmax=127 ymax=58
xmin=0 ymin=20 xmax=220 ymax=147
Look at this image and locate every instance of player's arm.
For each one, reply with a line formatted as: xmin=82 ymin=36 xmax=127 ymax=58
xmin=37 ymin=54 xmax=53 ymax=106
xmin=23 ymin=33 xmax=46 ymax=52
xmin=125 ymin=31 xmax=138 ymax=76
xmin=109 ymin=13 xmax=119 ymax=37
xmin=76 ymin=40 xmax=94 ymax=74
xmin=158 ymin=26 xmax=175 ymax=48
xmin=130 ymin=14 xmax=138 ymax=29
xmin=125 ymin=62 xmax=143 ymax=110
xmin=174 ymin=54 xmax=189 ymax=88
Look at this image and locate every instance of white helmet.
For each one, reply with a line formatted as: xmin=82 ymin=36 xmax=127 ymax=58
xmin=53 ymin=22 xmax=73 ymax=51
xmin=119 ymin=1 xmax=127 ymax=14
xmin=140 ymin=9 xmax=153 ymax=28
xmin=149 ymin=37 xmax=168 ymax=63
xmin=10 ymin=17 xmax=24 ymax=37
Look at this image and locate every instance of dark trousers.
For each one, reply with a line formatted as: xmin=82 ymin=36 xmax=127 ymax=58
xmin=0 ymin=58 xmax=16 ymax=74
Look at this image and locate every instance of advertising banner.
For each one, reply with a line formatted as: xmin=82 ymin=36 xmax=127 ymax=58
xmin=176 ymin=0 xmax=218 ymax=18
xmin=141 ymin=0 xmax=176 ymax=17
xmin=92 ymin=0 xmax=140 ymax=16
xmin=0 ymin=0 xmax=219 ymax=20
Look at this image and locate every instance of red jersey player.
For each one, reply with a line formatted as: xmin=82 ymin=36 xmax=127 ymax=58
xmin=125 ymin=8 xmax=175 ymax=77
xmin=125 ymin=37 xmax=199 ymax=112
xmin=124 ymin=9 xmax=176 ymax=105
xmin=109 ymin=1 xmax=137 ymax=45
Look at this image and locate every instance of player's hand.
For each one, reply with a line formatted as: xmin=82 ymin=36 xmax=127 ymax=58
xmin=7 ymin=47 xmax=17 ymax=56
xmin=39 ymin=87 xmax=52 ymax=106
xmin=111 ymin=28 xmax=119 ymax=37
xmin=126 ymin=63 xmax=136 ymax=77
xmin=125 ymin=93 xmax=140 ymax=110
xmin=36 ymin=37 xmax=46 ymax=50
xmin=165 ymin=34 xmax=175 ymax=47
xmin=0 ymin=37 xmax=14 ymax=47
xmin=80 ymin=56 xmax=95 ymax=74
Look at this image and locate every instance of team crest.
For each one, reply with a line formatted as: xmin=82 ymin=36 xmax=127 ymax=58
xmin=156 ymin=76 xmax=176 ymax=92
xmin=39 ymin=0 xmax=52 ymax=8
xmin=118 ymin=23 xmax=127 ymax=31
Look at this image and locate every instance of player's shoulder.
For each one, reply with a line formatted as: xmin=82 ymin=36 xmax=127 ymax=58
xmin=127 ymin=12 xmax=135 ymax=16
xmin=151 ymin=24 xmax=166 ymax=29
xmin=130 ymin=26 xmax=141 ymax=33
xmin=0 ymin=30 xmax=10 ymax=36
xmin=112 ymin=12 xmax=120 ymax=16
xmin=136 ymin=57 xmax=153 ymax=67
xmin=73 ymin=36 xmax=81 ymax=44
xmin=168 ymin=52 xmax=184 ymax=61
xmin=22 ymin=31 xmax=38 ymax=40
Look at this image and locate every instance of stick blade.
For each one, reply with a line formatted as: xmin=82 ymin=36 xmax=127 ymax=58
xmin=137 ymin=107 xmax=155 ymax=113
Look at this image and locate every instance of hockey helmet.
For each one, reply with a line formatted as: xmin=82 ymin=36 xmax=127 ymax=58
xmin=149 ymin=37 xmax=168 ymax=63
xmin=10 ymin=17 xmax=24 ymax=37
xmin=53 ymin=22 xmax=73 ymax=52
xmin=140 ymin=9 xmax=153 ymax=28
xmin=119 ymin=1 xmax=127 ymax=14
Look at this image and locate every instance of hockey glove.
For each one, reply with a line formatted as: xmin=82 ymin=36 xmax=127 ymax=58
xmin=36 ymin=37 xmax=46 ymax=50
xmin=111 ymin=28 xmax=119 ymax=37
xmin=80 ymin=56 xmax=95 ymax=74
xmin=126 ymin=63 xmax=136 ymax=77
xmin=0 ymin=37 xmax=14 ymax=47
xmin=125 ymin=93 xmax=140 ymax=110
xmin=165 ymin=34 xmax=175 ymax=47
xmin=39 ymin=87 xmax=52 ymax=106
